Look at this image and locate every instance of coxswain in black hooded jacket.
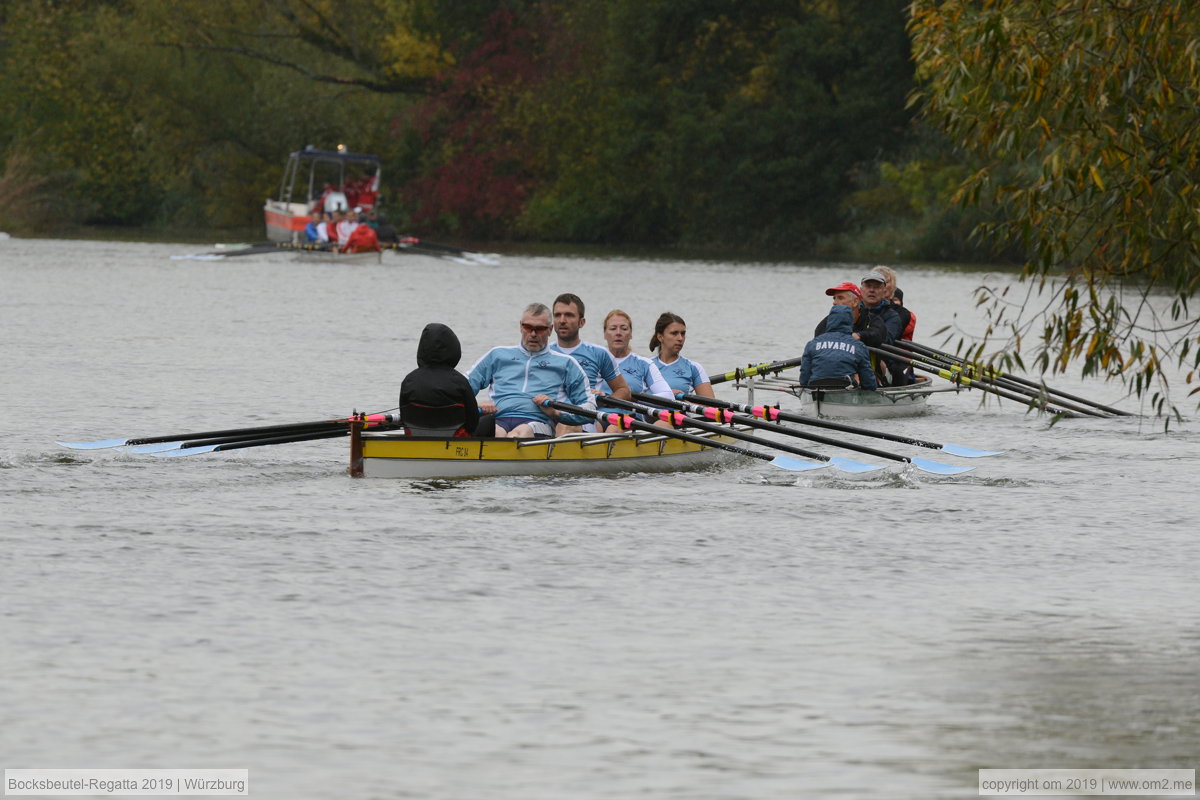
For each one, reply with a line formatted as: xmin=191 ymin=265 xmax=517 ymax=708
xmin=398 ymin=323 xmax=481 ymax=435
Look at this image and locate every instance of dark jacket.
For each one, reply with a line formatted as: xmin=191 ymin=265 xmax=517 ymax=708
xmin=814 ymin=299 xmax=901 ymax=348
xmin=800 ymin=305 xmax=877 ymax=390
xmin=816 ymin=300 xmax=909 ymax=385
xmin=399 ymin=323 xmax=480 ymax=435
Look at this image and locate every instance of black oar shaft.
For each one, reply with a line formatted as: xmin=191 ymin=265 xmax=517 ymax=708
xmin=173 ymin=423 xmax=346 ymax=449
xmin=904 ymin=341 xmax=1134 ymax=416
xmin=878 ymin=344 xmax=1103 ymax=417
xmin=620 ymin=394 xmax=909 ymax=464
xmin=671 ymin=393 xmax=948 ymax=453
xmin=546 ymin=401 xmax=777 ymax=464
xmin=126 ymin=419 xmax=349 ymax=447
xmin=209 ymin=428 xmax=349 ymax=452
xmin=870 ymin=346 xmax=1086 ymax=416
xmin=600 ymin=396 xmax=834 ymax=462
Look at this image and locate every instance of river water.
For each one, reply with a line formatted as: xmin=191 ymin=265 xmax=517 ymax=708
xmin=2 ymin=237 xmax=1197 ymax=799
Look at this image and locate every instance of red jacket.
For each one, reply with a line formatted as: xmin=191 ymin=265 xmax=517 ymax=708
xmin=341 ymin=224 xmax=379 ymax=253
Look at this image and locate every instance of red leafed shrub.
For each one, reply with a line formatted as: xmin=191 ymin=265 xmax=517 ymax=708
xmin=399 ymin=7 xmax=552 ymax=238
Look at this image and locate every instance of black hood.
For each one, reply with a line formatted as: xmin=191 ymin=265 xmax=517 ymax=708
xmin=416 ymin=322 xmax=462 ymax=368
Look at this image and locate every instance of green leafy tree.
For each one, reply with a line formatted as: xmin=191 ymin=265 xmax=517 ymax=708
xmin=0 ymin=0 xmax=440 ymax=230
xmin=514 ymin=0 xmax=915 ymax=247
xmin=910 ymin=0 xmax=1200 ymax=416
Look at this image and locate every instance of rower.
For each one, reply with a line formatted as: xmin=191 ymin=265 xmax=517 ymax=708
xmin=814 ymin=273 xmax=903 ymax=385
xmin=873 ymin=265 xmax=916 ymax=341
xmin=304 ymin=210 xmax=326 ymax=243
xmin=860 ymin=268 xmax=909 ymax=386
xmin=340 ymin=212 xmax=380 ymax=253
xmin=800 ymin=304 xmax=877 ymax=390
xmin=548 ymin=292 xmax=631 ymax=436
xmin=875 ymin=266 xmax=917 ymax=384
xmin=597 ymin=310 xmax=674 ymax=432
xmin=649 ymin=312 xmax=714 ymax=398
xmin=398 ymin=323 xmax=480 ymax=437
xmin=466 ymin=303 xmax=595 ymax=438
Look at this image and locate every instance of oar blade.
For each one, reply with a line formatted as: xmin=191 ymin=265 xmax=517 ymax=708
xmin=827 ymin=456 xmax=887 ymax=474
xmin=939 ymin=443 xmax=1003 ymax=458
xmin=768 ymin=456 xmax=829 ymax=472
xmin=909 ymin=457 xmax=974 ymax=476
xmin=154 ymin=444 xmax=221 ymax=458
xmin=122 ymin=441 xmax=184 ymax=454
xmin=55 ymin=438 xmax=129 ymax=450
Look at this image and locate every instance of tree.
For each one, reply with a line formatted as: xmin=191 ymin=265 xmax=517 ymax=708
xmin=910 ymin=0 xmax=1200 ymax=417
xmin=0 ymin=0 xmax=432 ymax=229
xmin=517 ymin=0 xmax=916 ymax=247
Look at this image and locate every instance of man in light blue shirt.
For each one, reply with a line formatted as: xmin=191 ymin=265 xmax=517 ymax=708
xmin=467 ymin=303 xmax=596 ymax=438
xmin=549 ymin=293 xmax=631 ymax=434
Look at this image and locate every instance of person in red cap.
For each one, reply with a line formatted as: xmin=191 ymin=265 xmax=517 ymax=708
xmin=825 ymin=281 xmax=862 ymax=310
xmin=812 ymin=272 xmax=904 ymax=384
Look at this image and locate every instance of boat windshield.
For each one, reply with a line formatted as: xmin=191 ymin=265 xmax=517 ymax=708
xmin=278 ymin=147 xmax=381 ymax=211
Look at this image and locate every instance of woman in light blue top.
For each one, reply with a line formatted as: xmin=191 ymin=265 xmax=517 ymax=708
xmin=649 ymin=312 xmax=714 ymax=398
xmin=598 ymin=310 xmax=674 ymax=432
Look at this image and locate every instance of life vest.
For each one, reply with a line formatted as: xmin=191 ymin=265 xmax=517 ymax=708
xmin=341 ymin=224 xmax=380 ymax=253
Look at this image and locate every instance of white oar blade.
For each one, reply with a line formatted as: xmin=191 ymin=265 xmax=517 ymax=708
xmin=55 ymin=438 xmax=129 ymax=450
xmin=827 ymin=456 xmax=887 ymax=474
xmin=769 ymin=456 xmax=829 ymax=472
xmin=122 ymin=441 xmax=183 ymax=454
xmin=910 ymin=457 xmax=974 ymax=475
xmin=939 ymin=443 xmax=1003 ymax=458
xmin=154 ymin=444 xmax=221 ymax=457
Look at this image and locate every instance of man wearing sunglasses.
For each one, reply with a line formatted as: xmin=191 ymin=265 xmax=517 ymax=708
xmin=467 ymin=302 xmax=596 ymax=438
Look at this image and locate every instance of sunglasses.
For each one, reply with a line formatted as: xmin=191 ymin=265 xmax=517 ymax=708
xmin=521 ymin=323 xmax=551 ymax=334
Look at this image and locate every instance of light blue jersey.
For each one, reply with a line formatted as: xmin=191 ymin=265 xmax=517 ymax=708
xmin=549 ymin=341 xmax=620 ymax=388
xmin=600 ymin=353 xmax=673 ymax=399
xmin=468 ymin=344 xmax=594 ymax=425
xmin=653 ymin=355 xmax=711 ymax=396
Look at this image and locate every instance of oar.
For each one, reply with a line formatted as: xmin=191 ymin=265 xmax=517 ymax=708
xmin=56 ymin=413 xmax=398 ymax=450
xmin=668 ymin=393 xmax=1002 ymax=458
xmin=597 ymin=396 xmax=886 ymax=474
xmin=618 ymin=395 xmax=971 ymax=475
xmin=386 ymin=237 xmax=497 ymax=263
xmin=123 ymin=423 xmax=345 ymax=454
xmin=902 ymin=340 xmax=1135 ymax=416
xmin=155 ymin=428 xmax=350 ymax=457
xmin=391 ymin=236 xmax=469 ymax=255
xmin=879 ymin=343 xmax=1108 ymax=417
xmin=873 ymin=345 xmax=1104 ymax=419
xmin=543 ymin=401 xmax=830 ymax=473
xmin=867 ymin=346 xmax=1089 ymax=417
xmin=170 ymin=242 xmax=306 ymax=260
xmin=709 ymin=356 xmax=804 ymax=385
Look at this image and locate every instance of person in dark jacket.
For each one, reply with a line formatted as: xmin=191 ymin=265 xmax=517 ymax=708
xmin=813 ymin=274 xmax=900 ymax=349
xmin=399 ymin=323 xmax=480 ymax=436
xmin=800 ymin=304 xmax=878 ymax=390
xmin=858 ymin=269 xmax=909 ymax=385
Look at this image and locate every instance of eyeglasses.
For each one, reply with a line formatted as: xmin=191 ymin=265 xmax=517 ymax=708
xmin=521 ymin=323 xmax=551 ymax=334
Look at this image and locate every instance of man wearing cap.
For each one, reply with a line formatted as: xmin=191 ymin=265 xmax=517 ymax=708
xmin=814 ymin=274 xmax=900 ymax=345
xmin=813 ymin=271 xmax=904 ymax=385
xmin=858 ymin=270 xmax=909 ymax=385
xmin=825 ymin=281 xmax=862 ymax=310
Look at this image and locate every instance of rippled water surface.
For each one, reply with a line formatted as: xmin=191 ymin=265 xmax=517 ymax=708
xmin=2 ymin=238 xmax=1197 ymax=799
